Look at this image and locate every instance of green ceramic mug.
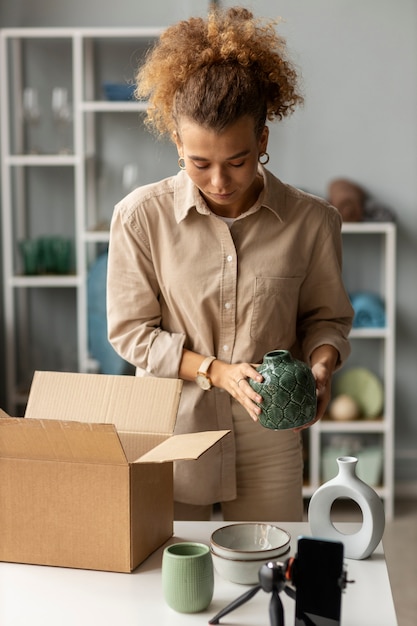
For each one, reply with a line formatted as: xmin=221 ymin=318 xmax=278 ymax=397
xmin=162 ymin=542 xmax=214 ymax=613
xmin=19 ymin=239 xmax=40 ymax=275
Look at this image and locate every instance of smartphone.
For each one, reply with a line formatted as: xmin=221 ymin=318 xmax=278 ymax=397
xmin=292 ymin=536 xmax=344 ymax=626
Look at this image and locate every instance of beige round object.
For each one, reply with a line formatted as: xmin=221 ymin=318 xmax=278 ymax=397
xmin=329 ymin=394 xmax=360 ymax=421
xmin=210 ymin=523 xmax=290 ymax=561
xmin=211 ymin=549 xmax=290 ymax=585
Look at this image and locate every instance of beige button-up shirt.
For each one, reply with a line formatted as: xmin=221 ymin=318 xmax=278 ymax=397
xmin=107 ymin=167 xmax=353 ymax=504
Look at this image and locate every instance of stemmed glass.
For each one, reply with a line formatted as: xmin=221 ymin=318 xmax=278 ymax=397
xmin=51 ymin=87 xmax=72 ymax=154
xmin=22 ymin=87 xmax=41 ymax=153
xmin=122 ymin=163 xmax=140 ymax=193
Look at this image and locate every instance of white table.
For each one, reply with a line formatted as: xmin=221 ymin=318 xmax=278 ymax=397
xmin=0 ymin=521 xmax=397 ymax=626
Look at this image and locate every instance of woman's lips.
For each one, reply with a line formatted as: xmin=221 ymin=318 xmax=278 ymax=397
xmin=210 ymin=191 xmax=234 ymax=201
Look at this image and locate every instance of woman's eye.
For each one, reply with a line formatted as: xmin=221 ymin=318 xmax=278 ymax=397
xmin=192 ymin=160 xmax=245 ymax=170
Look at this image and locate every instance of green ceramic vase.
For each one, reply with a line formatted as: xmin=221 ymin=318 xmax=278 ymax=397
xmin=249 ymin=350 xmax=317 ymax=430
xmin=162 ymin=542 xmax=214 ymax=613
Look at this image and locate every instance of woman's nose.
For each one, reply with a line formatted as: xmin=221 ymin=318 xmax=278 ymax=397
xmin=210 ymin=166 xmax=230 ymax=189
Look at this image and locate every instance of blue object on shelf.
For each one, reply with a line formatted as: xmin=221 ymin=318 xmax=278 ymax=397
xmin=87 ymin=250 xmax=130 ymax=375
xmin=102 ymin=81 xmax=136 ymax=101
xmin=350 ymin=291 xmax=386 ymax=328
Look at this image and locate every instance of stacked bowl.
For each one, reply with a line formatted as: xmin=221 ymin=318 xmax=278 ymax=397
xmin=210 ymin=523 xmax=291 ymax=584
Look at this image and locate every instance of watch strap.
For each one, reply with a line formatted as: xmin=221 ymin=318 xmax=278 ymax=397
xmin=197 ymin=355 xmax=216 ymax=376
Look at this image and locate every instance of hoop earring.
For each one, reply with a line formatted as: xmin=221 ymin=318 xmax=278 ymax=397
xmin=178 ymin=157 xmax=186 ymax=170
xmin=258 ymin=152 xmax=270 ymax=165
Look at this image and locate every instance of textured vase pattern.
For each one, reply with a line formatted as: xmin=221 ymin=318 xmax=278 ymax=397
xmin=249 ymin=350 xmax=317 ymax=430
xmin=308 ymin=456 xmax=385 ymax=560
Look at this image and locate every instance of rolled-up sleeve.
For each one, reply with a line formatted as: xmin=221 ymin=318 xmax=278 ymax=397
xmin=297 ymin=207 xmax=353 ymax=367
xmin=107 ymin=193 xmax=186 ymax=377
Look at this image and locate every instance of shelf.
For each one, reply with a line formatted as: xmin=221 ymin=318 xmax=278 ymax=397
xmin=303 ymin=484 xmax=388 ymax=499
xmin=5 ymin=154 xmax=79 ymax=166
xmin=317 ymin=419 xmax=389 ymax=434
xmin=81 ymin=101 xmax=147 ymax=113
xmin=304 ymin=221 xmax=396 ymax=520
xmin=0 ymin=26 xmax=162 ymax=418
xmin=1 ymin=26 xmax=163 ymax=38
xmin=349 ymin=327 xmax=390 ymax=339
xmin=84 ymin=231 xmax=110 ymax=243
xmin=10 ymin=275 xmax=81 ymax=288
xmin=302 ymin=485 xmax=315 ymax=498
xmin=342 ymin=222 xmax=395 ymax=234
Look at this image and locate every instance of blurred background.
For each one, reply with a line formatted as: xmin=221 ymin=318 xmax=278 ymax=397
xmin=0 ymin=0 xmax=416 ymax=501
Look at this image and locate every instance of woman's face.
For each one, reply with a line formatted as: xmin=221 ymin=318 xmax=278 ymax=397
xmin=175 ymin=115 xmax=268 ymax=218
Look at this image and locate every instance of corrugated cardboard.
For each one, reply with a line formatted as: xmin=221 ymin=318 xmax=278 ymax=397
xmin=0 ymin=371 xmax=230 ymax=573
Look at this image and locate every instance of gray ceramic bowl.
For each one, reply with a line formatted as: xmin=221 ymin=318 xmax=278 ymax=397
xmin=211 ymin=549 xmax=288 ymax=585
xmin=210 ymin=523 xmax=290 ymax=562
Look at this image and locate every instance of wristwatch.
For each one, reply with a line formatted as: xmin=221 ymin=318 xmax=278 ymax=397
xmin=195 ymin=356 xmax=216 ymax=390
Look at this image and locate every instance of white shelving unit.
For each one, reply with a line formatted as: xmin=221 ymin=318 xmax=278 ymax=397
xmin=0 ymin=27 xmax=163 ymax=415
xmin=1 ymin=28 xmax=396 ymax=520
xmin=303 ymin=222 xmax=396 ymax=521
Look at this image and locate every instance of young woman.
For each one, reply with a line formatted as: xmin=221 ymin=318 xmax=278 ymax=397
xmin=107 ymin=6 xmax=353 ymax=521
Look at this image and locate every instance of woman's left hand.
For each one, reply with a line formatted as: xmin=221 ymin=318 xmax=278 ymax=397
xmin=294 ymin=345 xmax=339 ymax=431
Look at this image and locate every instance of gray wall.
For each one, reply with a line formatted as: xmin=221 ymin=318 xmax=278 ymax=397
xmin=1 ymin=0 xmax=416 ymax=488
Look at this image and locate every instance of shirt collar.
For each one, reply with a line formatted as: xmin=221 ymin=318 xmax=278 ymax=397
xmin=173 ymin=166 xmax=285 ymax=224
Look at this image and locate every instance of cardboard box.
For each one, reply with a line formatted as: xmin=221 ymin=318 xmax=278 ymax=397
xmin=0 ymin=371 xmax=229 ymax=572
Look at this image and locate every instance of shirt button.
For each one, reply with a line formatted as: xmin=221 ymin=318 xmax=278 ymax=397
xmin=226 ymin=255 xmax=233 ymax=262
xmin=223 ymin=345 xmax=229 ymax=352
xmin=224 ymin=302 xmax=231 ymax=310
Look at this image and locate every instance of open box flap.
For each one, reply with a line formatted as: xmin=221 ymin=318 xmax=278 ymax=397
xmin=25 ymin=371 xmax=183 ymax=436
xmin=0 ymin=417 xmax=127 ymax=464
xmin=136 ymin=430 xmax=231 ymax=463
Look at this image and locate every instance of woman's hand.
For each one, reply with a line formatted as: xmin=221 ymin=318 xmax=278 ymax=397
xmin=179 ymin=349 xmax=264 ymax=421
xmin=295 ymin=344 xmax=339 ymax=431
xmin=209 ymin=359 xmax=264 ymax=422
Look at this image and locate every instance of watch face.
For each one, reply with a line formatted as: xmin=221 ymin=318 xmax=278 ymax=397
xmin=196 ymin=374 xmax=212 ymax=390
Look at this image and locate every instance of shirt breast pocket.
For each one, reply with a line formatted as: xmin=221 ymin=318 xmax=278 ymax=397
xmin=250 ymin=276 xmax=304 ymax=346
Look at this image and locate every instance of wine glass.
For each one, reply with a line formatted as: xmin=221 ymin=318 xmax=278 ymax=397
xmin=51 ymin=87 xmax=72 ymax=154
xmin=122 ymin=163 xmax=140 ymax=193
xmin=22 ymin=87 xmax=41 ymax=153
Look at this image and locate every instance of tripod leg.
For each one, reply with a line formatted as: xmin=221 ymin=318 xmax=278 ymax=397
xmin=269 ymin=590 xmax=284 ymax=626
xmin=208 ymin=585 xmax=262 ymax=624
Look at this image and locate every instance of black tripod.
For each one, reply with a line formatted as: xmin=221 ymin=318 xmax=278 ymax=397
xmin=209 ymin=560 xmax=295 ymax=626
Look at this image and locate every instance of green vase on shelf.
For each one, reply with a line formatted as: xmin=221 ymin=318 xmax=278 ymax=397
xmin=249 ymin=350 xmax=317 ymax=430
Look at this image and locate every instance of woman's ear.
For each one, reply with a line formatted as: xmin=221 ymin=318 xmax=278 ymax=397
xmin=259 ymin=125 xmax=269 ymax=153
xmin=172 ymin=130 xmax=182 ymax=154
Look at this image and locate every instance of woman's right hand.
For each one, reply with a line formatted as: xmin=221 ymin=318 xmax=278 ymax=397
xmin=209 ymin=359 xmax=264 ymax=422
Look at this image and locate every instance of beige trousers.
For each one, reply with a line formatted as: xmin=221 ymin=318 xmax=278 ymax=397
xmin=174 ymin=401 xmax=304 ymax=522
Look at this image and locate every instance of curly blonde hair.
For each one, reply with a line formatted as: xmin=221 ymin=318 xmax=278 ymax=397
xmin=136 ymin=6 xmax=304 ymax=140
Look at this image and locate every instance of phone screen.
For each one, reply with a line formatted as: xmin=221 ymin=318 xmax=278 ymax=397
xmin=293 ymin=536 xmax=344 ymax=626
